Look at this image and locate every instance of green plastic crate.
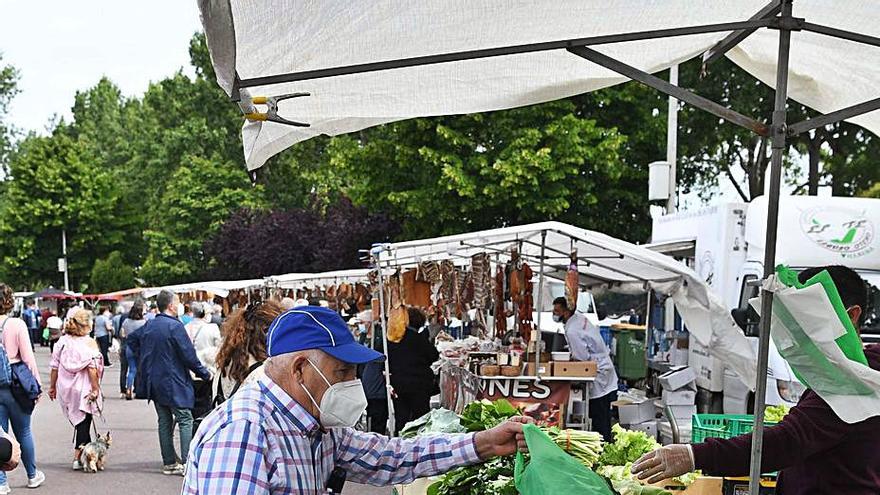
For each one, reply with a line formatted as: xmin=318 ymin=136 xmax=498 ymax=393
xmin=692 ymin=414 xmax=779 ymax=443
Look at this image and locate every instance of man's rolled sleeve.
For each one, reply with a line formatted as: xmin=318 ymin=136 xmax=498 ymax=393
xmin=333 ymin=429 xmax=480 ymax=486
xmin=183 ymin=420 xmax=273 ymax=494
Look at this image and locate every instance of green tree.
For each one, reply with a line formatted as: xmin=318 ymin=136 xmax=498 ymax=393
xmin=0 ymin=132 xmax=125 ymax=289
xmin=89 ymin=251 xmax=135 ymax=293
xmin=0 ymin=53 xmax=19 ymax=171
xmin=139 ymin=154 xmax=265 ymax=285
xmin=327 ymin=99 xmax=631 ymax=240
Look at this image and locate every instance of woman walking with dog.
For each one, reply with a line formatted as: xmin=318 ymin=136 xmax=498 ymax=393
xmin=47 ymin=307 xmax=105 ymax=472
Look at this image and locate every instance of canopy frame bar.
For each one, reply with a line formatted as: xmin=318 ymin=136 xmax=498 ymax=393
xmin=788 ymin=97 xmax=880 ymax=136
xmin=236 ymin=19 xmax=775 ymax=89
xmin=802 ymin=22 xmax=880 ymax=49
xmin=515 ymin=238 xmax=654 ymax=284
xmin=567 ymin=45 xmax=770 ymax=136
xmin=701 ymin=1 xmax=783 ymax=66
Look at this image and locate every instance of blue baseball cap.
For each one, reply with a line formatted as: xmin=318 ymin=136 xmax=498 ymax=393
xmin=266 ymin=306 xmax=384 ymax=364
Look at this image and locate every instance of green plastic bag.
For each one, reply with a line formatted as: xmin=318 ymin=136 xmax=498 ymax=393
xmin=514 ymin=424 xmax=613 ymax=495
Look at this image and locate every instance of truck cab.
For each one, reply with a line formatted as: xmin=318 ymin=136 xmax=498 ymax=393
xmin=650 ymin=195 xmax=880 ymax=413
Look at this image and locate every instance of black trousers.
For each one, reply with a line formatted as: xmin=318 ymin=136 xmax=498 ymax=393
xmin=392 ymin=389 xmax=431 ymax=434
xmin=589 ymin=390 xmax=618 ymax=443
xmin=96 ymin=335 xmax=112 ymax=366
xmin=366 ymin=398 xmax=388 ymax=435
xmin=75 ymin=414 xmax=93 ymax=448
xmin=118 ymin=338 xmax=128 ymax=393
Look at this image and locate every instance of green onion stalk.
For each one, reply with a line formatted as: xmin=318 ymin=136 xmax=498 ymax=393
xmin=542 ymin=427 xmax=604 ymax=468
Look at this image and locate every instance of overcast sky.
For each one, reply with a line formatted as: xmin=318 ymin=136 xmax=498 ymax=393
xmin=1 ymin=0 xmax=202 ymax=133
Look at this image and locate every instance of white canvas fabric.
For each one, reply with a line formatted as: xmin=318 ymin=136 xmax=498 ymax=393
xmin=198 ymin=0 xmax=880 ymax=170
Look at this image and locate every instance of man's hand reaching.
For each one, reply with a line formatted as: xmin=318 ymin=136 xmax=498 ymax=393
xmin=473 ymin=416 xmax=533 ymax=460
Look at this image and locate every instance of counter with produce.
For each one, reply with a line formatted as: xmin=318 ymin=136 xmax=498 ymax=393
xmin=394 ymin=399 xmax=711 ymax=495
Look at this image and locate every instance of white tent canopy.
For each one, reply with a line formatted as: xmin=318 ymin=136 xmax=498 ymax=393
xmin=267 ymin=269 xmax=371 ymax=289
xmin=143 ymin=279 xmax=264 ymax=299
xmin=374 ymin=221 xmax=758 ymax=388
xmin=199 ymin=0 xmax=880 ymax=170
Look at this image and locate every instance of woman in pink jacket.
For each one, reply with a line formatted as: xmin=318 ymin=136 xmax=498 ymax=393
xmin=48 ymin=308 xmax=103 ymax=472
xmin=0 ymin=284 xmax=44 ymax=492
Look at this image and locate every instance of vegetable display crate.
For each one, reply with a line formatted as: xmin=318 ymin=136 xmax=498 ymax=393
xmin=614 ymin=329 xmax=647 ymax=380
xmin=722 ymin=477 xmax=776 ymax=495
xmin=691 ymin=414 xmax=779 ymax=443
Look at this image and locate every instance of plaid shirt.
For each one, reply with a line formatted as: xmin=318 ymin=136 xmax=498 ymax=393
xmin=183 ymin=372 xmax=481 ymax=494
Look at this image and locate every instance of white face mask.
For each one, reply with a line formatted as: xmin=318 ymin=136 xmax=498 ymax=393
xmin=552 ymin=314 xmax=563 ymax=323
xmin=300 ymin=359 xmax=367 ymax=429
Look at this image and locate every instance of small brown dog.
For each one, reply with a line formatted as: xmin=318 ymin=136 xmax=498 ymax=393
xmin=80 ymin=432 xmax=112 ymax=473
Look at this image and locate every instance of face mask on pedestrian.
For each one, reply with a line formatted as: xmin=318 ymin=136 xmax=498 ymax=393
xmin=552 ymin=314 xmax=563 ymax=323
xmin=299 ymin=358 xmax=367 ymax=428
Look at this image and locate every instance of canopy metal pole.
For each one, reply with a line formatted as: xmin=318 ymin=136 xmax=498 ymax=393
xmin=748 ymin=1 xmax=792 ymax=493
xmin=534 ymin=232 xmax=547 ymax=377
xmin=373 ymin=248 xmax=396 ymax=436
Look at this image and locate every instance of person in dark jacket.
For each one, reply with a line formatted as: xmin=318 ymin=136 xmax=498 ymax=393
xmin=132 ymin=290 xmax=211 ymax=476
xmin=633 ymin=265 xmax=880 ymax=495
xmin=387 ymin=307 xmax=439 ymax=434
xmin=360 ymin=326 xmax=389 ymax=434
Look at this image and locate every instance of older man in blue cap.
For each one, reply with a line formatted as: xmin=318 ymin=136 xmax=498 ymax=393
xmin=183 ymin=306 xmax=530 ymax=494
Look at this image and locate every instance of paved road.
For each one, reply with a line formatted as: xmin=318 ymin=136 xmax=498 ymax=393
xmin=9 ymin=346 xmax=388 ymax=495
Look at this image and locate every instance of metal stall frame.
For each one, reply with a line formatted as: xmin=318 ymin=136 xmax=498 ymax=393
xmin=233 ymin=3 xmax=880 ymax=491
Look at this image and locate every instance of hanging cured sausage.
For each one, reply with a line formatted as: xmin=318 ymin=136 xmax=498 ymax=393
xmin=494 ymin=264 xmax=507 ymax=338
xmin=517 ymin=263 xmax=535 ymax=340
xmin=386 ymin=272 xmax=409 ymax=343
xmin=565 ymin=250 xmax=579 ymax=311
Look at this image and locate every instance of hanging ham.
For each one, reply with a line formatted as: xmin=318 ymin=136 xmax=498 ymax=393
xmin=565 ymin=250 xmax=578 ymax=311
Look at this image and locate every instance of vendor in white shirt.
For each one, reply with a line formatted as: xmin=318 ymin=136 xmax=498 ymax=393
xmin=552 ymin=296 xmax=618 ymax=441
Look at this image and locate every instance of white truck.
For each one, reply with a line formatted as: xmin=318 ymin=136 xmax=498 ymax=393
xmin=650 ymin=195 xmax=880 ymax=413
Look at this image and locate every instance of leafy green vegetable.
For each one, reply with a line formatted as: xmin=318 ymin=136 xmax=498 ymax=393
xmin=598 ymin=425 xmax=661 ymax=466
xmin=543 ymin=427 xmax=604 ymax=467
xmin=459 ymin=399 xmax=520 ymax=432
xmin=400 ymin=409 xmax=466 ymax=439
xmin=764 ymin=405 xmax=790 ymax=423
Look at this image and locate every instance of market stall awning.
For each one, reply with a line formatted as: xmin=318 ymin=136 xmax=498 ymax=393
xmin=198 ymin=0 xmax=880 ymax=170
xmin=267 ymin=269 xmax=371 ymax=289
xmin=143 ymin=279 xmax=264 ymax=299
xmin=374 ymin=221 xmax=759 ymax=388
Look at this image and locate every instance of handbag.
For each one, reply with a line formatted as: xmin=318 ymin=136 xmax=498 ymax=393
xmin=10 ymin=362 xmax=40 ymax=414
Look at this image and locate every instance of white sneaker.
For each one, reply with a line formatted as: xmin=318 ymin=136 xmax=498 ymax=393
xmin=72 ymin=460 xmax=82 ymax=471
xmin=27 ymin=470 xmax=45 ymax=488
xmin=162 ymin=464 xmax=184 ymax=476
xmin=0 ymin=483 xmax=10 ymax=494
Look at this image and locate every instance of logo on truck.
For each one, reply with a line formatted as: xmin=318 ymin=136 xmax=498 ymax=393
xmin=800 ymin=207 xmax=875 ymax=258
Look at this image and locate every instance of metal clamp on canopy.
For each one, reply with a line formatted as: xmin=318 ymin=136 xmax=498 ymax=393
xmin=244 ymin=93 xmax=311 ymax=127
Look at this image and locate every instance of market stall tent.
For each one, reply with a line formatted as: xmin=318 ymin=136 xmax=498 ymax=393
xmin=143 ymin=279 xmax=264 ymax=299
xmin=197 ymin=1 xmax=880 ymax=490
xmin=374 ymin=221 xmax=758 ymax=388
xmin=266 ymin=269 xmax=371 ymax=290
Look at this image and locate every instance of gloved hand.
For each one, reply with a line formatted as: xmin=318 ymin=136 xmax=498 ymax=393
xmin=631 ymin=444 xmax=695 ymax=484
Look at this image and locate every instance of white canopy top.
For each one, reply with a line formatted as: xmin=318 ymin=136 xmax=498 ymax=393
xmin=143 ymin=279 xmax=264 ymax=298
xmin=267 ymin=269 xmax=371 ymax=289
xmin=198 ymin=0 xmax=880 ymax=169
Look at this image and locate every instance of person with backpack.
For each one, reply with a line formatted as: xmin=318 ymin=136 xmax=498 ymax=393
xmin=0 ymin=284 xmax=44 ymax=491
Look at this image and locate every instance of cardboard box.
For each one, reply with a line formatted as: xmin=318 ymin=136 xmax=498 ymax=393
xmin=654 ymin=476 xmax=723 ymax=495
xmin=551 ymin=361 xmax=597 ymax=377
xmin=525 ymin=362 xmax=552 ymax=376
xmin=661 ymin=388 xmax=696 ymax=406
xmin=659 ymin=419 xmax=693 ymax=444
xmin=628 ymin=420 xmax=658 ymax=440
xmin=665 ymin=404 xmax=697 ymax=421
xmin=659 ymin=366 xmax=697 ymax=391
xmin=615 ymin=399 xmax=656 ymax=425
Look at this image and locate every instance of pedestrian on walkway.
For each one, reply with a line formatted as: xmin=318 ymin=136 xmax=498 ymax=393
xmin=134 ymin=290 xmax=211 ymax=476
xmin=185 ymin=302 xmax=221 ymax=429
xmin=184 ymin=306 xmax=531 ymax=493
xmin=120 ymin=302 xmax=147 ymax=400
xmin=0 ymin=283 xmax=44 ymax=492
xmin=21 ymin=302 xmax=39 ymax=352
xmin=47 ymin=308 xmax=104 ymax=472
xmin=213 ymin=300 xmax=282 ymax=402
xmin=93 ymin=307 xmax=113 ymax=367
xmin=45 ymin=316 xmax=62 ymax=353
